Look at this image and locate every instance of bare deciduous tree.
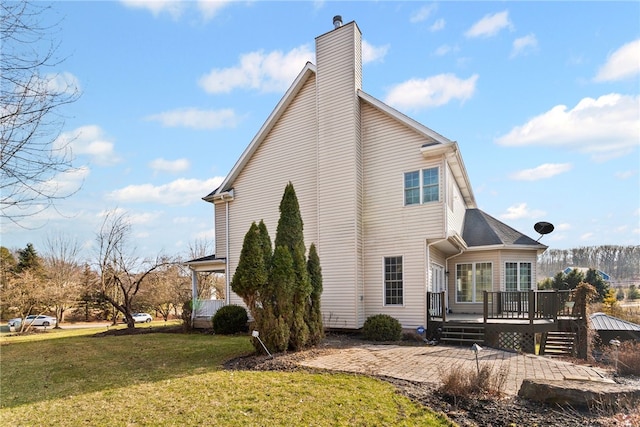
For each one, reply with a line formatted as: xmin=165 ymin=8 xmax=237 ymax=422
xmin=96 ymin=209 xmax=167 ymax=328
xmin=1 ymin=1 xmax=81 ymax=224
xmin=43 ymin=232 xmax=83 ymax=326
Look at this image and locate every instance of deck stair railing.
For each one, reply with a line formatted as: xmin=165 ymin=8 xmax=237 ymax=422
xmin=427 ymin=291 xmax=446 ymax=322
xmin=483 ymin=290 xmax=577 ymax=323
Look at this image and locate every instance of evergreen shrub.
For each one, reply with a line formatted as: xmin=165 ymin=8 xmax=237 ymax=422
xmin=362 ymin=314 xmax=402 ymax=341
xmin=212 ymin=305 xmax=248 ymax=335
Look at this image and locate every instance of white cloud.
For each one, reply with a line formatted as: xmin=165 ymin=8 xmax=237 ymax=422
xmin=499 ymin=203 xmax=546 ymax=221
xmin=434 ymin=44 xmax=458 ymax=56
xmin=197 ymin=0 xmax=233 ymax=20
xmin=149 ymin=158 xmax=190 ymax=174
xmin=45 ymin=72 xmax=81 ymax=95
xmin=495 ymin=93 xmax=640 ymax=161
xmin=362 ymin=40 xmax=389 ymax=63
xmin=145 ymin=108 xmax=240 ymax=129
xmin=128 ymin=212 xmax=162 ymax=225
xmin=385 ymin=73 xmax=479 ymax=110
xmin=107 ymin=176 xmax=224 ymax=206
xmin=580 ymin=232 xmax=594 ymax=242
xmin=511 ymin=34 xmax=538 ymax=58
xmin=54 ymin=125 xmax=120 ymax=166
xmin=199 ymin=45 xmax=314 ymax=94
xmin=42 ymin=165 xmax=90 ymax=195
xmin=410 ymin=4 xmax=437 ymax=23
xmin=465 ymin=10 xmax=513 ymax=38
xmin=510 ymin=163 xmax=572 ymax=181
xmin=120 ymin=0 xmax=184 ymax=18
xmin=430 ymin=18 xmax=446 ymax=32
xmin=594 ymin=39 xmax=640 ymax=82
xmin=615 ymin=170 xmax=637 ymax=180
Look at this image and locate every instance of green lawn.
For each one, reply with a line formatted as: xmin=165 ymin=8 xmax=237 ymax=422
xmin=0 ymin=326 xmax=454 ymax=426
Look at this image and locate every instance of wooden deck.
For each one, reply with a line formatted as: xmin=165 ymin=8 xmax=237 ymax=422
xmin=426 ymin=290 xmax=587 ymax=356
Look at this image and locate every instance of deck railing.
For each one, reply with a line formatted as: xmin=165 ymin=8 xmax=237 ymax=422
xmin=483 ymin=290 xmax=579 ymax=323
xmin=427 ymin=291 xmax=446 ymax=322
xmin=426 ymin=289 xmax=581 ymax=326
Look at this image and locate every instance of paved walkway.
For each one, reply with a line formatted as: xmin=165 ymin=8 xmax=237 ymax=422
xmin=298 ymin=344 xmax=612 ymax=396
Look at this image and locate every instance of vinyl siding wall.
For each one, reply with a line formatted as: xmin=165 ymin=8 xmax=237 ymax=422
xmin=361 ymin=102 xmax=445 ymax=328
xmin=225 ymin=76 xmax=319 ymax=307
xmin=445 ymin=162 xmax=466 ymax=236
xmin=214 ymin=202 xmax=226 ymax=257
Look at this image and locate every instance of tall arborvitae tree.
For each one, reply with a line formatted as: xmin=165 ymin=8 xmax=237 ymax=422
xmin=306 ymin=243 xmax=324 ymax=345
xmin=231 ymin=183 xmax=323 ymax=354
xmin=274 ymin=182 xmax=312 ymax=350
xmin=262 ymin=245 xmax=295 ymax=352
xmin=230 ymin=222 xmax=269 ymax=321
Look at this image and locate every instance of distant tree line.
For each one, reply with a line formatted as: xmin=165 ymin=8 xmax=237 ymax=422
xmin=537 ymin=245 xmax=640 ymax=284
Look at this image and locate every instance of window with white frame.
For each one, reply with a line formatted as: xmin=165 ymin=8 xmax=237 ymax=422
xmin=404 ymin=167 xmax=439 ymax=205
xmin=384 ymin=256 xmax=403 ymax=305
xmin=456 ymin=262 xmax=492 ymax=303
xmin=505 ymin=262 xmax=532 ymax=291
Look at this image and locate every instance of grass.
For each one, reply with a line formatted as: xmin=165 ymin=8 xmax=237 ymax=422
xmin=0 ymin=325 xmax=453 ymax=426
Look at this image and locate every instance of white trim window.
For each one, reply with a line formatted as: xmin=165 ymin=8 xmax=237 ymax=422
xmin=384 ymin=256 xmax=403 ymax=305
xmin=456 ymin=262 xmax=492 ymax=303
xmin=404 ymin=167 xmax=439 ymax=205
xmin=505 ymin=262 xmax=532 ymax=291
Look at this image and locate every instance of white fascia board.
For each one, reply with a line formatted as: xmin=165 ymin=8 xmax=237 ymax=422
xmin=212 ymin=63 xmax=317 ymax=196
xmin=357 ymin=90 xmax=452 ymax=144
xmin=464 ymin=244 xmax=548 ymax=253
xmin=443 ymin=144 xmax=477 ymax=209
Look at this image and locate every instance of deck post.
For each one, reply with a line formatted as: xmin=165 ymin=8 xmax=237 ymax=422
xmin=483 ymin=291 xmax=488 ymax=323
xmin=553 ymin=289 xmax=558 ymax=322
xmin=528 ymin=289 xmax=535 ymax=324
xmin=440 ymin=291 xmax=446 ymax=323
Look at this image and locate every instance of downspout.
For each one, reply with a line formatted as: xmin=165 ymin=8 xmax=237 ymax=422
xmin=225 ymin=198 xmax=230 ymax=305
xmin=445 ymin=245 xmax=465 ymax=312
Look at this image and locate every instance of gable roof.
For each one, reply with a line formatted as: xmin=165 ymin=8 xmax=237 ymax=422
xmin=462 ymin=208 xmax=547 ymax=251
xmin=204 ymin=64 xmax=474 ymax=204
xmin=204 ymin=62 xmax=317 ymax=201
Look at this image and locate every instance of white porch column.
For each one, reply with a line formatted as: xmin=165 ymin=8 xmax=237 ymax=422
xmin=191 ymin=269 xmax=198 ymax=327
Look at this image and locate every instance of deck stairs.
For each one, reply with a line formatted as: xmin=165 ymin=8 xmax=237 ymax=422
xmin=541 ymin=331 xmax=576 ymax=358
xmin=440 ymin=322 xmax=485 ymax=346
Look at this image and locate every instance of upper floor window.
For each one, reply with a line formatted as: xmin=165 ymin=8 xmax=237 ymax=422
xmin=505 ymin=262 xmax=532 ymax=291
xmin=404 ymin=167 xmax=439 ymax=205
xmin=384 ymin=256 xmax=403 ymax=305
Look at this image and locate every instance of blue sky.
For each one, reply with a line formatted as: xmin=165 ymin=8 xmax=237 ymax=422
xmin=2 ymin=1 xmax=639 ymax=261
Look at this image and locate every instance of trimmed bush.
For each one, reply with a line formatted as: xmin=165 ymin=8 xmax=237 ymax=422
xmin=212 ymin=305 xmax=248 ymax=335
xmin=362 ymin=314 xmax=402 ymax=341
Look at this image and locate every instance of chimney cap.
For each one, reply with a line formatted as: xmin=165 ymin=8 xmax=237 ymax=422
xmin=333 ymin=15 xmax=343 ymax=29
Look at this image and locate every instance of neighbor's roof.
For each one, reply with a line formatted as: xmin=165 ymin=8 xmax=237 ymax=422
xmin=590 ymin=312 xmax=640 ymax=331
xmin=462 ymin=208 xmax=547 ymax=250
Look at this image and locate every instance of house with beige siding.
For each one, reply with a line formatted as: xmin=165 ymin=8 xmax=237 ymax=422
xmin=189 ymin=18 xmax=548 ymax=332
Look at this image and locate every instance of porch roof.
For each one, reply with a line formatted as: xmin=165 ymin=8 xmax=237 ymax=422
xmin=184 ymin=254 xmax=226 ymax=272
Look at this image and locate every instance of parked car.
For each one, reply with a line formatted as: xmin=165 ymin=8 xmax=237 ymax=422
xmin=131 ymin=313 xmax=153 ymax=323
xmin=8 ymin=315 xmax=57 ymax=328
xmin=7 ymin=318 xmax=22 ymax=328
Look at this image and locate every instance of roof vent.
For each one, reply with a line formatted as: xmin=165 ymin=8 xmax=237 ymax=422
xmin=333 ymin=15 xmax=343 ymax=29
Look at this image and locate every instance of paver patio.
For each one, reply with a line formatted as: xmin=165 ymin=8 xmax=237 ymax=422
xmin=298 ymin=344 xmax=612 ymax=396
